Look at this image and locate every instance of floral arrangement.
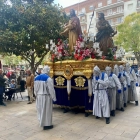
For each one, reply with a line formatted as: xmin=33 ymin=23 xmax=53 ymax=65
xmin=49 ymin=37 xmax=118 ymax=62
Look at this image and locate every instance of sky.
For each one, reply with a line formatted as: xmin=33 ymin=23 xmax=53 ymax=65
xmin=54 ymin=0 xmax=86 ymax=8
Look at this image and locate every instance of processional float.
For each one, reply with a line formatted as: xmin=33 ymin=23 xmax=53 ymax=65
xmin=44 ymin=10 xmax=125 ymax=116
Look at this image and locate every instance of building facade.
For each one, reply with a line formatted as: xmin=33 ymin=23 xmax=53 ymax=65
xmin=65 ymin=0 xmax=139 ymax=41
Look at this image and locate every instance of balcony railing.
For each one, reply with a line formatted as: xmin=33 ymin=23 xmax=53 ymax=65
xmin=105 ymin=11 xmax=124 ymax=19
xmin=95 ymin=1 xmax=124 ymax=12
xmin=110 ymin=21 xmax=123 ymax=27
xmin=136 ymin=4 xmax=140 ymax=12
xmin=78 ymin=12 xmax=86 ymax=16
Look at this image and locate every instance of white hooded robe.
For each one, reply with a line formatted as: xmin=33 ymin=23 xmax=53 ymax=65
xmin=92 ymin=72 xmax=110 ymax=118
xmin=34 ymin=74 xmax=56 ymax=127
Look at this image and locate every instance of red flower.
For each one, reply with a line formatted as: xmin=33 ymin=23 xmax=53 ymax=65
xmin=51 ymin=54 xmax=55 ymax=61
xmin=102 ymin=56 xmax=106 ymax=60
xmin=74 ymin=54 xmax=79 ymax=60
xmin=78 ymin=56 xmax=84 ymax=60
xmin=80 ymin=50 xmax=83 ymax=55
xmin=91 ymin=53 xmax=95 ymax=59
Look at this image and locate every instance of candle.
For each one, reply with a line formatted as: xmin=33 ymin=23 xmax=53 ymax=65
xmin=50 ymin=40 xmax=53 ymax=44
xmin=46 ymin=44 xmax=49 ymax=49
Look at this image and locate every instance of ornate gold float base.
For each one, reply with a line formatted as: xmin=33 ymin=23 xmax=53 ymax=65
xmin=44 ymin=58 xmax=125 ymax=79
xmin=45 ymin=59 xmax=125 ymax=113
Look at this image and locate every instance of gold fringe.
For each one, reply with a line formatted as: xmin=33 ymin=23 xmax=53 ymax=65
xmin=54 ymin=85 xmax=88 ymax=90
xmin=54 ymin=85 xmax=67 ymax=88
xmin=53 ymin=104 xmax=93 ymax=112
xmin=71 ymin=86 xmax=88 ymax=90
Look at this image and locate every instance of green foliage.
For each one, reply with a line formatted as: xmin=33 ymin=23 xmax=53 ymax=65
xmin=106 ymin=48 xmax=114 ymax=60
xmin=3 ymin=55 xmax=22 ymax=66
xmin=115 ymin=13 xmax=140 ymax=52
xmin=0 ymin=0 xmax=68 ymax=72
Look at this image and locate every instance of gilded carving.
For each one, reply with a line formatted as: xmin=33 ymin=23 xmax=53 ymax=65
xmin=83 ymin=70 xmax=92 ymax=79
xmin=63 ymin=65 xmax=73 ymax=80
xmin=74 ymin=76 xmax=86 ymax=87
xmin=45 ymin=59 xmax=125 ymax=79
xmin=55 ymin=76 xmax=65 ymax=86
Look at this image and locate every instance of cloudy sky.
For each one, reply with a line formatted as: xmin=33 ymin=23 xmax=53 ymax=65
xmin=54 ymin=0 xmax=86 ymax=7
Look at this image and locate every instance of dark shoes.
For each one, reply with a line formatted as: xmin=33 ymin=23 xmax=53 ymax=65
xmin=85 ymin=112 xmax=89 ymax=117
xmin=111 ymin=110 xmax=115 ymax=117
xmin=106 ymin=118 xmax=110 ymax=124
xmin=96 ymin=116 xmax=100 ymax=119
xmin=120 ymin=108 xmax=124 ymax=112
xmin=135 ymin=101 xmax=138 ymax=106
xmin=0 ymin=102 xmax=6 ymax=106
xmin=124 ymin=103 xmax=127 ymax=107
xmin=43 ymin=125 xmax=53 ymax=130
xmin=96 ymin=116 xmax=110 ymax=124
xmin=27 ymin=102 xmax=32 ymax=104
xmin=63 ymin=108 xmax=69 ymax=113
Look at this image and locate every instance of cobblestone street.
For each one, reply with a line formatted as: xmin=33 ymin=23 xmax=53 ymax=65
xmin=1 ymin=88 xmax=140 ymax=140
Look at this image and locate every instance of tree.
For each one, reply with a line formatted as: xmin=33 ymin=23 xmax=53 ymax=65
xmin=3 ymin=55 xmax=22 ymax=66
xmin=114 ymin=13 xmax=140 ymax=65
xmin=0 ymin=0 xmax=68 ymax=73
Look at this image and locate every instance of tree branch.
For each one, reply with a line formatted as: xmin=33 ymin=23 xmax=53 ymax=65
xmin=34 ymin=52 xmax=47 ymax=70
xmin=21 ymin=55 xmax=31 ymax=63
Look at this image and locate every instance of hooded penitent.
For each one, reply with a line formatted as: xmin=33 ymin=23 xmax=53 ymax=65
xmin=113 ymin=64 xmax=119 ymax=76
xmin=105 ymin=66 xmax=112 ymax=76
xmin=42 ymin=65 xmax=50 ymax=75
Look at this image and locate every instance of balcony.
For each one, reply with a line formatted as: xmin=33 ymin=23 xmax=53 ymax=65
xmin=105 ymin=11 xmax=124 ymax=20
xmin=79 ymin=12 xmax=86 ymax=17
xmin=111 ymin=21 xmax=123 ymax=28
xmin=95 ymin=1 xmax=124 ymax=12
xmin=136 ymin=6 xmax=140 ymax=12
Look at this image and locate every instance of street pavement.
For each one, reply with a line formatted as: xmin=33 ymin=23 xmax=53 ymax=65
xmin=1 ymin=88 xmax=140 ymax=140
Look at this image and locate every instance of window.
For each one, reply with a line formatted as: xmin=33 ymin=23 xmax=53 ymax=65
xmin=89 ymin=5 xmax=94 ymax=10
xmin=117 ymin=17 xmax=122 ymax=23
xmin=75 ymin=10 xmax=77 ymax=14
xmin=81 ymin=16 xmax=86 ymax=22
xmin=81 ymin=8 xmax=86 ymax=13
xmin=107 ymin=0 xmax=112 ymax=5
xmin=107 ymin=9 xmax=112 ymax=16
xmin=117 ymin=0 xmax=122 ymax=2
xmin=117 ymin=6 xmax=123 ymax=13
xmin=138 ymin=0 xmax=140 ymax=7
xmin=98 ymin=2 xmax=102 ymax=7
xmin=128 ymin=4 xmax=133 ymax=10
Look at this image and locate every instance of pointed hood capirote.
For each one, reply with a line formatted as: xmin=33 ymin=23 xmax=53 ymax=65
xmin=43 ymin=65 xmax=50 ymax=74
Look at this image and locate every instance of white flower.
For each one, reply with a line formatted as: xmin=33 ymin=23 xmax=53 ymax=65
xmin=80 ymin=42 xmax=84 ymax=48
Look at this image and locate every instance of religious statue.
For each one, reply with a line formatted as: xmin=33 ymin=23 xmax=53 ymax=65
xmin=60 ymin=9 xmax=82 ymax=53
xmin=94 ymin=13 xmax=117 ymax=56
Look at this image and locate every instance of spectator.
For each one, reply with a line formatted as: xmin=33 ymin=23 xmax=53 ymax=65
xmin=25 ymin=70 xmax=35 ymax=104
xmin=20 ymin=77 xmax=26 ymax=92
xmin=9 ymin=72 xmax=16 ymax=82
xmin=7 ymin=79 xmax=16 ymax=101
xmin=0 ymin=69 xmax=6 ymax=106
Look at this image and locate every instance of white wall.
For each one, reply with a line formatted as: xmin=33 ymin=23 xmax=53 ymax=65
xmin=124 ymin=0 xmax=137 ymax=17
